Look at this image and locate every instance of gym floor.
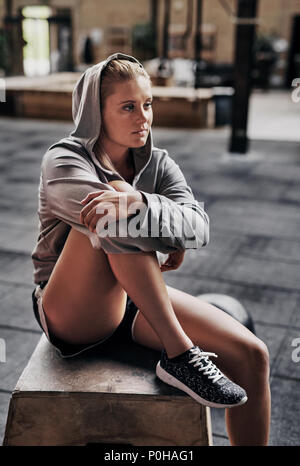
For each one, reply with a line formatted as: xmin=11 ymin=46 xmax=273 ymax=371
xmin=0 ymin=91 xmax=300 ymax=445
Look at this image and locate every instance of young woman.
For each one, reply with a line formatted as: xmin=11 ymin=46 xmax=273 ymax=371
xmin=31 ymin=53 xmax=270 ymax=446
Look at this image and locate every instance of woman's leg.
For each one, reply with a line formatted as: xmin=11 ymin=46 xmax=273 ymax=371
xmin=43 ymin=230 xmax=192 ymax=356
xmin=41 ymin=178 xmax=269 ymax=445
xmin=106 ymin=252 xmax=193 ymax=358
xmin=42 ymin=180 xmax=192 ymax=357
xmin=41 ymin=227 xmax=128 ymax=344
xmin=131 ymin=285 xmax=271 ymax=446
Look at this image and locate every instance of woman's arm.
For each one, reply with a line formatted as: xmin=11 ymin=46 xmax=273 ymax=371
xmin=42 ymin=152 xmax=150 ymax=253
xmin=43 ymin=148 xmax=208 ymax=256
xmin=79 ymin=180 xmax=144 ymax=232
xmin=107 ymin=180 xmax=135 ymax=192
xmin=137 ymin=150 xmax=210 ymax=251
xmin=80 ymin=179 xmax=186 ymax=271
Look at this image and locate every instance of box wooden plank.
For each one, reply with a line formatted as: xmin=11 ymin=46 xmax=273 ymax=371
xmin=3 ymin=335 xmax=212 ymax=446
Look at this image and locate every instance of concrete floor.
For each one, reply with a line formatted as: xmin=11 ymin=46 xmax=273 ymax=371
xmin=0 ymin=101 xmax=300 ymax=445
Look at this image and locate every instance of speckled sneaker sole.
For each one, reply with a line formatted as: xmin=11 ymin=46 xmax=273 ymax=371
xmin=156 ymin=346 xmax=248 ymax=409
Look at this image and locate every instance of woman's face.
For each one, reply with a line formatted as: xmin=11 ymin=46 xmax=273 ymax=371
xmin=101 ymin=76 xmax=153 ymax=151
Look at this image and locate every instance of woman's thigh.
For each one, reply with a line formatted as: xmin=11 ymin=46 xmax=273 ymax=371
xmin=132 ymin=284 xmax=264 ymax=380
xmin=42 ymin=228 xmax=127 ymax=344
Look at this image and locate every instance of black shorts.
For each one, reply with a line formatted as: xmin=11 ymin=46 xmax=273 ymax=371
xmin=32 ymin=281 xmax=140 ymax=358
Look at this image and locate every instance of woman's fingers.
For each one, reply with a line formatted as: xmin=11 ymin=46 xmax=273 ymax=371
xmin=160 ymin=250 xmax=185 ymax=271
xmin=80 ymin=204 xmax=93 ymax=224
xmin=89 ymin=217 xmax=99 ymax=233
xmin=80 ymin=190 xmax=105 ymax=205
xmin=80 ymin=191 xmax=117 ymax=224
xmin=80 ymin=196 xmax=104 ymax=224
xmin=160 ymin=257 xmax=174 ymax=271
xmin=79 ymin=190 xmax=142 ymax=230
xmin=82 ymin=208 xmax=95 ymax=227
xmin=160 ymin=264 xmax=175 ymax=272
xmin=82 ymin=201 xmax=115 ymax=231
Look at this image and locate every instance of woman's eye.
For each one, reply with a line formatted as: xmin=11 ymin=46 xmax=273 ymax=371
xmin=123 ymin=102 xmax=152 ymax=111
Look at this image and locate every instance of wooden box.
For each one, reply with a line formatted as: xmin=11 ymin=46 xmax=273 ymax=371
xmin=3 ymin=335 xmax=212 ymax=446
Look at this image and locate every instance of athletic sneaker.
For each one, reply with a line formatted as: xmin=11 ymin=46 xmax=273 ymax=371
xmin=156 ymin=345 xmax=248 ymax=408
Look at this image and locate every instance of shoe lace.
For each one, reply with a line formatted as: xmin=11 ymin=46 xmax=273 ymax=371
xmin=188 ymin=347 xmax=224 ymax=383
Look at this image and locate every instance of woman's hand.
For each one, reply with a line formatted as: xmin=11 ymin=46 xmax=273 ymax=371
xmin=107 ymin=180 xmax=135 ymax=192
xmin=79 ymin=190 xmax=144 ymax=233
xmin=160 ymin=249 xmax=185 ymax=272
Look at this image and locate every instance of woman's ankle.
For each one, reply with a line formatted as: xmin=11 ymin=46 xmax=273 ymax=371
xmin=165 ymin=339 xmax=194 ymax=359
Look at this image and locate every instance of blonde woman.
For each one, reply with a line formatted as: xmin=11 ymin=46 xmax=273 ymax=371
xmin=32 ymin=53 xmax=270 ymax=446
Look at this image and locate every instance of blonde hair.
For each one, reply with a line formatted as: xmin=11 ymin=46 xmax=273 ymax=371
xmin=96 ymin=59 xmax=151 ymax=173
xmin=100 ymin=59 xmax=151 ymax=108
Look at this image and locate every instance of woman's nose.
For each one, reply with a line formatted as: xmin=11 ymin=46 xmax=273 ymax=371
xmin=136 ymin=107 xmax=148 ymax=123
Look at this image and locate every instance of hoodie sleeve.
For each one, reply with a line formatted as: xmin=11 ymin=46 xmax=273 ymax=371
xmin=42 ymin=149 xmax=178 ymax=254
xmin=43 ymin=148 xmax=209 ymax=256
xmin=137 ymin=151 xmax=209 ymax=251
xmin=95 ymin=151 xmax=209 ymax=255
xmin=42 ymin=149 xmax=117 ymax=249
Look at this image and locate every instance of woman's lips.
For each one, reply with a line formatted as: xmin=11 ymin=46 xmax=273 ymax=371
xmin=133 ymin=129 xmax=148 ymax=136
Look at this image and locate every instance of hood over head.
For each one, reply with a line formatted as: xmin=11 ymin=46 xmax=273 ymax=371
xmin=48 ymin=53 xmax=153 ymax=178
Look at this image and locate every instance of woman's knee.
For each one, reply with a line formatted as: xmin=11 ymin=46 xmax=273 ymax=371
xmin=233 ymin=337 xmax=270 ymax=384
xmin=249 ymin=338 xmax=270 ymax=377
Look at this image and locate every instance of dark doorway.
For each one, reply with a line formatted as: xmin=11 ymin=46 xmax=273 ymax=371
xmin=48 ymin=9 xmax=73 ymax=73
xmin=285 ymin=15 xmax=300 ymax=87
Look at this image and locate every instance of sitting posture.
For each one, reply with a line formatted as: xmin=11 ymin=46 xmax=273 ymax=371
xmin=31 ymin=53 xmax=270 ymax=446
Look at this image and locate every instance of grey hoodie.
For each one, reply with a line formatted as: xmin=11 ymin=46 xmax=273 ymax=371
xmin=31 ymin=53 xmax=209 ymax=284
